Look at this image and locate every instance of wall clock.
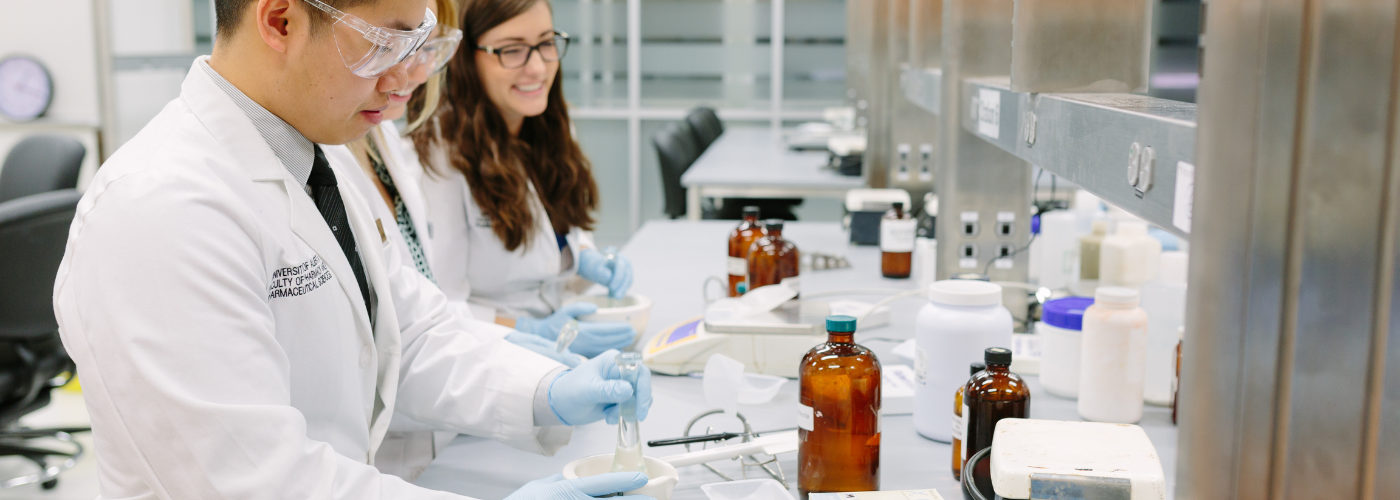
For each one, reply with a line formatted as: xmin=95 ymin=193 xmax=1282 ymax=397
xmin=0 ymin=56 xmax=54 ymax=122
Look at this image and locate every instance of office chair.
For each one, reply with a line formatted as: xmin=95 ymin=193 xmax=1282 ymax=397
xmin=685 ymin=107 xmax=725 ymax=151
xmin=655 ymin=121 xmax=703 ymax=219
xmin=0 ymin=135 xmax=86 ymax=204
xmin=0 ymin=189 xmax=89 ymax=490
xmin=678 ymin=108 xmax=801 ymax=221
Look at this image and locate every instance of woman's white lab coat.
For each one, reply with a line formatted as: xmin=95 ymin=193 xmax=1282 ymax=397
xmin=330 ymin=122 xmax=570 ymax=481
xmin=52 ymin=60 xmax=568 ymax=499
xmin=407 ymin=141 xmax=596 ymax=322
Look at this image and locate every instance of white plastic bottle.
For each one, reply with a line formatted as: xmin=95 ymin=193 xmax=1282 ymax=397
xmin=1078 ymin=287 xmax=1149 ymax=423
xmin=1032 ymin=210 xmax=1081 ymax=291
xmin=1072 ymin=190 xmax=1106 ymax=235
xmin=1099 ymin=221 xmax=1163 ymax=289
xmin=1076 ymin=221 xmax=1109 ymax=297
xmin=913 ymin=280 xmax=1013 ymax=442
xmin=1141 ymin=251 xmax=1187 ymax=406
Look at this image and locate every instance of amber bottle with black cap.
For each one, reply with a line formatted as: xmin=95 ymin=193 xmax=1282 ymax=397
xmin=880 ymin=202 xmax=915 ymax=278
xmin=727 ymin=207 xmax=765 ymax=296
xmin=748 ymin=219 xmax=799 ymax=294
xmin=951 ymin=361 xmax=986 ymax=479
xmin=798 ymin=315 xmax=880 ymax=499
xmin=963 ymin=347 xmax=1029 ymax=486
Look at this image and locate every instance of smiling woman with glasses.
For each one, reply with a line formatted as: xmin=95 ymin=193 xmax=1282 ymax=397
xmin=407 ymin=0 xmax=641 ymax=360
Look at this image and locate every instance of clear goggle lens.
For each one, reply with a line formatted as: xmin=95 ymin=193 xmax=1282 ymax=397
xmin=304 ymin=0 xmax=437 ymax=78
xmin=407 ymin=27 xmax=463 ymax=75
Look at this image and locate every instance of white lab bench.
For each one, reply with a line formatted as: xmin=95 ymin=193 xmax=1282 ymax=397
xmin=1 ymin=221 xmax=1177 ymax=499
xmin=680 ymin=128 xmax=865 ymax=221
xmin=416 ymin=221 xmax=1179 ymax=500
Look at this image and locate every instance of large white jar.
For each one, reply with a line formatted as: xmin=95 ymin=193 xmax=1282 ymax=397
xmin=1077 ymin=287 xmax=1150 ymax=424
xmin=913 ymin=280 xmax=1013 ymax=442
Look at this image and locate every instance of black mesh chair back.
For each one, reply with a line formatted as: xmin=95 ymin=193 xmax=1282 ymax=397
xmin=0 ymin=135 xmax=86 ymax=204
xmin=0 ymin=189 xmax=82 ymax=426
xmin=654 ymin=121 xmax=703 ymax=219
xmin=685 ymin=107 xmax=724 ymax=152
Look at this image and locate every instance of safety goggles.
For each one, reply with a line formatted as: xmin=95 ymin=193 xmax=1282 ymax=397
xmin=477 ymin=31 xmax=571 ymax=70
xmin=301 ymin=0 xmax=437 ymax=78
xmin=406 ymin=27 xmax=463 ymax=75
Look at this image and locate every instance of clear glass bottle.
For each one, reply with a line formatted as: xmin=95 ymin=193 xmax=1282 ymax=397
xmin=748 ymin=219 xmax=800 ymax=294
xmin=964 ymin=347 xmax=1030 ymax=493
xmin=728 ymin=207 xmax=765 ymax=297
xmin=951 ymin=361 xmax=985 ymax=479
xmin=610 ymin=352 xmax=648 ymax=474
xmin=880 ymin=202 xmax=915 ymax=279
xmin=798 ymin=315 xmax=880 ymax=499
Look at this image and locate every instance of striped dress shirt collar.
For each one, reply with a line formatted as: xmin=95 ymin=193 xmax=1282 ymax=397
xmin=198 ymin=59 xmax=315 ymax=188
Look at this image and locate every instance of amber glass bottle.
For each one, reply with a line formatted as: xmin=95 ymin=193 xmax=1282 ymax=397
xmin=1172 ymin=332 xmax=1182 ymax=425
xmin=798 ymin=315 xmax=881 ymax=500
xmin=727 ymin=207 xmax=765 ymax=297
xmin=964 ymin=348 xmax=1029 ymax=492
xmin=747 ymin=219 xmax=800 ymax=294
xmin=951 ymin=361 xmax=985 ymax=480
xmin=880 ymin=202 xmax=915 ymax=279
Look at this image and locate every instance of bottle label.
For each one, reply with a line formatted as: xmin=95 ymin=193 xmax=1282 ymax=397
xmin=797 ymin=403 xmax=814 ymax=431
xmin=951 ymin=411 xmax=963 ymax=441
xmin=880 ymin=218 xmax=918 ymax=252
xmin=727 ymin=256 xmax=747 ymax=277
xmin=959 ymin=402 xmax=970 ymax=459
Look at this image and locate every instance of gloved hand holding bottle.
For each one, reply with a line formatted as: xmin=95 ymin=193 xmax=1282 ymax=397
xmin=578 ymin=247 xmax=634 ymax=299
xmin=515 ymin=302 xmax=636 ymax=358
xmin=549 ymin=350 xmax=654 ymax=426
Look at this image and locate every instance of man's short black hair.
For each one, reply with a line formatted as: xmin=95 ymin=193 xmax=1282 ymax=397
xmin=214 ymin=0 xmax=374 ymax=40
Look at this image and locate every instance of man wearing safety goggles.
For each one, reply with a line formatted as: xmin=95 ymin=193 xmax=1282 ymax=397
xmin=52 ymin=1 xmax=655 ymax=499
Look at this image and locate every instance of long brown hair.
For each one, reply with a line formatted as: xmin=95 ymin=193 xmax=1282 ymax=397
xmin=412 ymin=0 xmax=598 ymax=252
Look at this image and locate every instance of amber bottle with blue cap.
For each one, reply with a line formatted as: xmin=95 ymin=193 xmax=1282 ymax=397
xmin=797 ymin=315 xmax=881 ymax=499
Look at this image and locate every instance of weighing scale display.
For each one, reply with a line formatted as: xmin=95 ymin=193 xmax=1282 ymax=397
xmin=648 ymin=318 xmax=701 ymax=355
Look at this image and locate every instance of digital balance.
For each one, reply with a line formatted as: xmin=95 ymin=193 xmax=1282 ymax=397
xmin=641 ymin=284 xmax=890 ymax=378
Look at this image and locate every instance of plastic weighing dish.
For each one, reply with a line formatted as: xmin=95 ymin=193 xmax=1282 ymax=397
xmin=700 ymin=479 xmax=795 ymax=500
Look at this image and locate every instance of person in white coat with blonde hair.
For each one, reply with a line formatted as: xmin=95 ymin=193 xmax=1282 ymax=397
xmin=53 ymin=0 xmax=652 ymax=498
xmin=407 ymin=0 xmax=637 ymax=359
xmin=331 ymin=0 xmax=585 ymax=481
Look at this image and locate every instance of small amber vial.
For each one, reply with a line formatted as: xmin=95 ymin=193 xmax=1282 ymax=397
xmin=727 ymin=207 xmax=765 ymax=297
xmin=798 ymin=315 xmax=881 ymax=499
xmin=880 ymin=202 xmax=915 ymax=279
xmin=747 ymin=219 xmax=800 ymax=294
xmin=964 ymin=348 xmax=1029 ymax=492
xmin=951 ymin=361 xmax=985 ymax=480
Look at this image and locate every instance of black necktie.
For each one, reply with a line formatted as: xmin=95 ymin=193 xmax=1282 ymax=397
xmin=307 ymin=145 xmax=373 ymax=317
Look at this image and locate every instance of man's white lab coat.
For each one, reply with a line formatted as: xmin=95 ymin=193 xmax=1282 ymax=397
xmin=52 ymin=59 xmax=568 ymax=499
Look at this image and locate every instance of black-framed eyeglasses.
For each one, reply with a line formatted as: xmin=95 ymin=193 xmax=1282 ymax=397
xmin=477 ymin=31 xmax=571 ymax=69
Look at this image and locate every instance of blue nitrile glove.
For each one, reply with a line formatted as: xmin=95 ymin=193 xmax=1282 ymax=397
xmin=516 ymin=303 xmax=637 ymax=358
xmin=578 ymin=247 xmax=634 ymax=299
xmin=504 ymin=472 xmax=652 ymax=500
xmin=548 ymin=350 xmax=654 ymax=426
xmin=505 ymin=332 xmax=583 ymax=368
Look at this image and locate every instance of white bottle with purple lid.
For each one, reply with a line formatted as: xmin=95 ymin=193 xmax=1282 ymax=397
xmin=1037 ymin=296 xmax=1095 ymax=399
